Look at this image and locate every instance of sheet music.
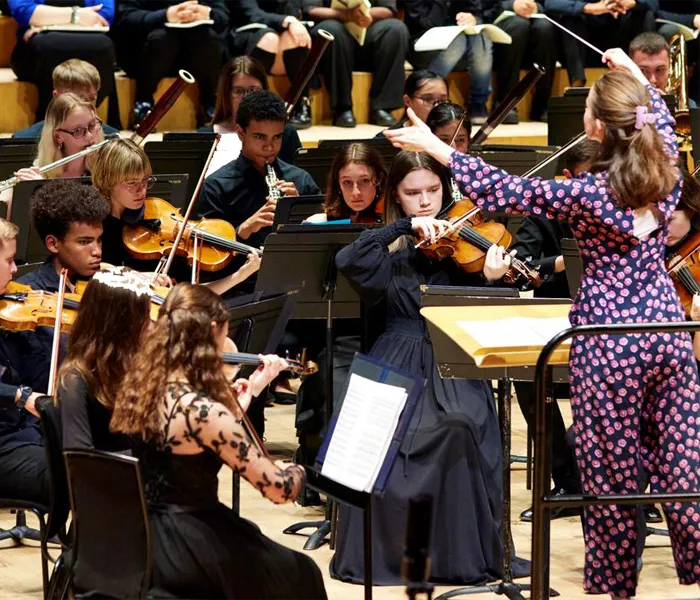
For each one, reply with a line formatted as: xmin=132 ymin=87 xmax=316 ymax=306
xmin=457 ymin=316 xmax=571 ymax=349
xmin=414 ymin=24 xmax=511 ymax=52
xmin=321 ymin=373 xmax=407 ymax=492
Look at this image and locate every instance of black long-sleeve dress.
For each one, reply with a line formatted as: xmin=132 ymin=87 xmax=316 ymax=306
xmin=331 ymin=217 xmax=504 ymax=585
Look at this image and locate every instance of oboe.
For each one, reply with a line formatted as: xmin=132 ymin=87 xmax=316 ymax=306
xmin=266 ymin=163 xmax=282 ymax=202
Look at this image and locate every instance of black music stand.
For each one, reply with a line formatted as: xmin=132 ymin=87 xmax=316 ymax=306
xmin=421 ymin=287 xmax=569 ymax=600
xmin=163 ymin=132 xmax=217 ymax=143
xmin=255 ymin=225 xmax=366 ymax=549
xmin=143 ymin=139 xmax=213 ymax=199
xmin=0 ymin=144 xmax=36 ymax=183
xmin=224 ymin=291 xmax=300 ymax=514
xmin=470 ymin=146 xmax=559 ymax=178
xmin=560 ymin=238 xmax=582 ymax=299
xmin=272 ymin=195 xmax=325 ymax=227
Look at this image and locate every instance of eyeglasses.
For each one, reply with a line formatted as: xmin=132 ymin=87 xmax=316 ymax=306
xmin=122 ymin=176 xmax=156 ymax=192
xmin=57 ymin=118 xmax=103 ymax=139
xmin=231 ymin=86 xmax=263 ymax=98
xmin=412 ymin=95 xmax=450 ymax=107
xmin=339 ymin=178 xmax=376 ymax=191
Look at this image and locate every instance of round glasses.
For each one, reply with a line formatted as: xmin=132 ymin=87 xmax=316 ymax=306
xmin=231 ymin=86 xmax=263 ymax=98
xmin=57 ymin=118 xmax=103 ymax=139
xmin=412 ymin=95 xmax=450 ymax=107
xmin=122 ymin=176 xmax=157 ymax=192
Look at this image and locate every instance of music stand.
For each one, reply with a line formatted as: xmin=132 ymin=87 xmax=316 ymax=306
xmin=421 ymin=287 xmax=570 ymax=600
xmin=0 ymin=144 xmax=37 ymax=183
xmin=163 ymin=132 xmax=217 ymax=143
xmin=272 ymin=195 xmax=325 ymax=228
xmin=224 ymin=291 xmax=300 ymax=515
xmin=560 ymin=238 xmax=582 ymax=300
xmin=143 ymin=139 xmax=214 ymax=199
xmin=470 ymin=146 xmax=559 ymax=178
xmin=255 ymin=225 xmax=365 ymax=549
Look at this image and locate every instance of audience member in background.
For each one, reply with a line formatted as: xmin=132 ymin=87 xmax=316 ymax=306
xmin=544 ymin=0 xmax=655 ymax=86
xmin=404 ymin=0 xmax=492 ymax=124
xmin=224 ymin=0 xmax=313 ymax=129
xmin=306 ymin=142 xmax=386 ymax=223
xmin=486 ymin=1 xmax=556 ymax=123
xmin=302 ymin=0 xmax=409 ymax=128
xmin=201 ymin=56 xmax=302 ymax=172
xmin=13 ymin=59 xmax=119 ymax=139
xmin=7 ymin=0 xmax=118 ymax=127
xmin=629 ymin=32 xmax=672 ymax=93
xmin=426 ymin=101 xmax=470 ymax=154
xmin=111 ymin=0 xmax=228 ymax=126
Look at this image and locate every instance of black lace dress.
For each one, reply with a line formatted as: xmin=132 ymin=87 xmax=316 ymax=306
xmin=132 ymin=383 xmax=327 ymax=599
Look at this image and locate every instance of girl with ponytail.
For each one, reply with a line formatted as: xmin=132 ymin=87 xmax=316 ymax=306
xmin=385 ymin=48 xmax=700 ymax=599
xmin=110 ymin=283 xmax=327 ymax=600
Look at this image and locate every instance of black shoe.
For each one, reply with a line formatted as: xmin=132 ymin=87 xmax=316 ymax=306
xmin=469 ymin=104 xmax=488 ymax=126
xmin=532 ymin=109 xmax=548 ymax=123
xmin=289 ymin=97 xmax=312 ymax=130
xmin=272 ymin=389 xmax=297 ymax=405
xmin=644 ymin=505 xmax=663 ymax=523
xmin=371 ymin=109 xmax=397 ymax=127
xmin=520 ymin=487 xmax=581 ymax=522
xmin=502 ymin=108 xmax=519 ymax=125
xmin=132 ymin=101 xmax=153 ymax=129
xmin=299 ymin=487 xmax=322 ymax=507
xmin=333 ymin=110 xmax=357 ymax=128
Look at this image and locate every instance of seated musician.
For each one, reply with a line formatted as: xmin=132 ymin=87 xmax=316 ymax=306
xmin=332 ymin=151 xmax=506 ymax=585
xmin=305 ymin=142 xmax=386 ymax=223
xmin=91 ymin=138 xmax=261 ymax=295
xmin=0 ymin=218 xmax=50 ymax=506
xmin=110 ymin=283 xmax=328 ymax=599
xmin=13 ymin=59 xmax=119 ymax=139
xmin=199 ymin=56 xmax=302 ymax=172
xmin=426 ymin=101 xmax=470 ymax=153
xmin=195 ymin=90 xmax=321 ymax=288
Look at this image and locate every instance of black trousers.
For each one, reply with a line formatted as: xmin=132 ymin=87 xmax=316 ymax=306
xmin=495 ymin=15 xmax=557 ymax=120
xmin=0 ymin=444 xmax=50 ymax=506
xmin=312 ymin=18 xmax=409 ymax=112
xmin=114 ymin=26 xmax=224 ymax=110
xmin=514 ymin=380 xmax=580 ymax=493
xmin=11 ymin=31 xmax=117 ymax=126
xmin=555 ymin=10 xmax=654 ymax=83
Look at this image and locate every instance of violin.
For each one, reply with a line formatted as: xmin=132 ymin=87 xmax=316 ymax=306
xmin=0 ymin=281 xmax=81 ymax=333
xmin=222 ymin=352 xmax=318 ymax=376
xmin=122 ymin=197 xmax=261 ymax=272
xmin=419 ymin=199 xmax=543 ymax=288
xmin=666 ymin=231 xmax=700 ymax=317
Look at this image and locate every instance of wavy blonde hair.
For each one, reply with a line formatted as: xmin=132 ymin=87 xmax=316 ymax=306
xmin=36 ymin=93 xmax=104 ymax=176
xmin=110 ymin=284 xmax=238 ymax=440
xmin=91 ymin=138 xmax=152 ymax=199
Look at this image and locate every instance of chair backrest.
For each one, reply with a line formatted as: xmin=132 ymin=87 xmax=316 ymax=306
xmin=36 ymin=397 xmax=70 ymax=542
xmin=64 ymin=449 xmax=152 ymax=599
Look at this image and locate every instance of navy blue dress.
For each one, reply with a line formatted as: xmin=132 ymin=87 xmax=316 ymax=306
xmin=331 ymin=217 xmax=504 ymax=585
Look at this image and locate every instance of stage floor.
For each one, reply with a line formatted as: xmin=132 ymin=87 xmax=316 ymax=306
xmin=1 ymin=396 xmax=695 ymax=600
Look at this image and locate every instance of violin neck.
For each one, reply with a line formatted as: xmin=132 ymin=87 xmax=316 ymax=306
xmin=193 ymin=229 xmax=258 ymax=256
xmin=222 ymin=351 xmax=261 ymax=367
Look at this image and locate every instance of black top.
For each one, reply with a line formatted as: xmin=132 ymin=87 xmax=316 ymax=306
xmin=657 ymin=0 xmax=699 ymax=26
xmin=403 ymin=0 xmax=494 ymax=36
xmin=225 ymin=0 xmax=300 ymax=30
xmin=101 ymin=208 xmax=154 ymax=270
xmin=509 ymin=216 xmax=573 ymax=300
xmin=58 ymin=368 xmax=130 ymax=452
xmin=196 ymin=123 xmax=302 ymax=165
xmin=116 ymin=0 xmax=229 ymax=34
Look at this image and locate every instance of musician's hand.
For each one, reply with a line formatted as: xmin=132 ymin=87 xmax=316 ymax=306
xmin=602 ymin=48 xmax=648 ymax=85
xmin=611 ymin=0 xmax=635 ymax=12
xmin=239 ymin=252 xmax=262 ymax=280
xmin=513 ymin=0 xmax=537 ymax=18
xmin=249 ymin=354 xmax=289 ymax=398
xmin=238 ymin=200 xmax=276 ymax=239
xmin=78 ymin=4 xmax=109 ymax=27
xmin=411 ymin=217 xmax=451 ymax=244
xmin=231 ymin=378 xmax=253 ymax=413
xmin=694 ymin=14 xmax=700 ymax=29
xmin=384 ymin=108 xmax=454 ymax=164
xmin=288 ymin=19 xmax=312 ymax=48
xmin=18 ymin=392 xmax=43 ymax=418
xmin=146 ymin=273 xmax=172 ymax=288
xmin=554 ymin=255 xmax=566 ymax=273
xmin=456 ymin=12 xmax=476 ymax=26
xmin=14 ymin=167 xmax=43 ymax=181
xmin=276 ymin=180 xmax=299 ymax=197
xmin=483 ymin=245 xmax=515 ymax=281
xmin=166 ymin=0 xmax=199 ymax=23
xmin=583 ymin=0 xmax=617 ymax=16
xmin=349 ymin=4 xmax=372 ymax=27
xmin=692 ymin=295 xmax=700 ymax=321
xmin=189 ymin=3 xmax=211 ymax=20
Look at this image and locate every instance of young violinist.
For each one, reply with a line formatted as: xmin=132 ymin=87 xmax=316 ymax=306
xmin=91 ymin=138 xmax=261 ymax=295
xmin=386 ymin=48 xmax=700 ymax=599
xmin=332 ymin=150 xmax=505 ymax=585
xmin=195 ymin=90 xmax=320 ymax=291
xmin=110 ymin=283 xmax=328 ymax=599
xmin=200 ymin=55 xmax=302 ymax=171
xmin=0 ymin=218 xmax=50 ymax=506
xmin=305 ymin=142 xmax=386 ymax=224
xmin=426 ymin=101 xmax=471 ymax=154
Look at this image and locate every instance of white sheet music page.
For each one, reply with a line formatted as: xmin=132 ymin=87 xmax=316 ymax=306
xmin=321 ymin=373 xmax=408 ymax=492
xmin=457 ymin=316 xmax=571 ymax=349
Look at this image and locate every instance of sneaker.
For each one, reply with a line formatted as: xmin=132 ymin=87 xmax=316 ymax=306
xmin=289 ymin=96 xmax=312 ymax=130
xmin=132 ymin=101 xmax=153 ymax=128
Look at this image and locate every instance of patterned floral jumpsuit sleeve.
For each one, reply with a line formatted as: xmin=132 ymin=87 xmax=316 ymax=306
xmin=448 ymin=86 xmax=700 ymax=598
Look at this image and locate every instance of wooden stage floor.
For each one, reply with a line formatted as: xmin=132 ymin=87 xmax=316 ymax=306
xmin=1 ymin=397 xmax=698 ymax=600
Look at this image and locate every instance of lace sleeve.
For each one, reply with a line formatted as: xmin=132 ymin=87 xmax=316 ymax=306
xmin=164 ymin=390 xmax=305 ymax=505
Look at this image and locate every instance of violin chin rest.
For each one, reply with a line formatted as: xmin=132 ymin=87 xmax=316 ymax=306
xmin=141 ymin=219 xmax=162 ymax=232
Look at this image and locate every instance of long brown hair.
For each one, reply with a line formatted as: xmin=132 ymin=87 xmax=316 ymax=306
xmin=678 ymin=170 xmax=700 ymax=233
xmin=111 ymin=284 xmax=236 ymax=439
xmin=324 ymin=143 xmax=386 ymax=219
xmin=210 ymin=56 xmax=268 ymax=126
xmin=589 ymin=70 xmax=677 ymax=209
xmin=57 ymin=269 xmax=151 ymax=410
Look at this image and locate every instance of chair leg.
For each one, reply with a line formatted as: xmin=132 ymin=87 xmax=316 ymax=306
xmin=47 ymin=553 xmax=71 ymax=600
xmin=28 ymin=508 xmax=50 ymax=599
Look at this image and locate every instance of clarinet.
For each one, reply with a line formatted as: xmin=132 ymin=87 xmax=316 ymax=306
xmin=266 ymin=163 xmax=282 ymax=202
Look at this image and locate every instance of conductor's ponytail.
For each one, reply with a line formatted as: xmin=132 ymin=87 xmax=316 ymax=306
xmin=589 ymin=70 xmax=677 ymax=209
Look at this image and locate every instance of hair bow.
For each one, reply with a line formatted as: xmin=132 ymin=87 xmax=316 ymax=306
xmin=634 ymin=105 xmax=657 ymax=130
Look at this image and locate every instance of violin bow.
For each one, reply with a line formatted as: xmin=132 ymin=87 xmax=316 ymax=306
xmin=161 ymin=134 xmax=221 ymax=279
xmin=692 ymin=161 xmax=700 ymax=178
xmin=540 ymin=14 xmax=605 ymax=57
xmin=47 ymin=269 xmax=68 ymax=397
xmin=522 ymin=131 xmax=587 ymax=178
